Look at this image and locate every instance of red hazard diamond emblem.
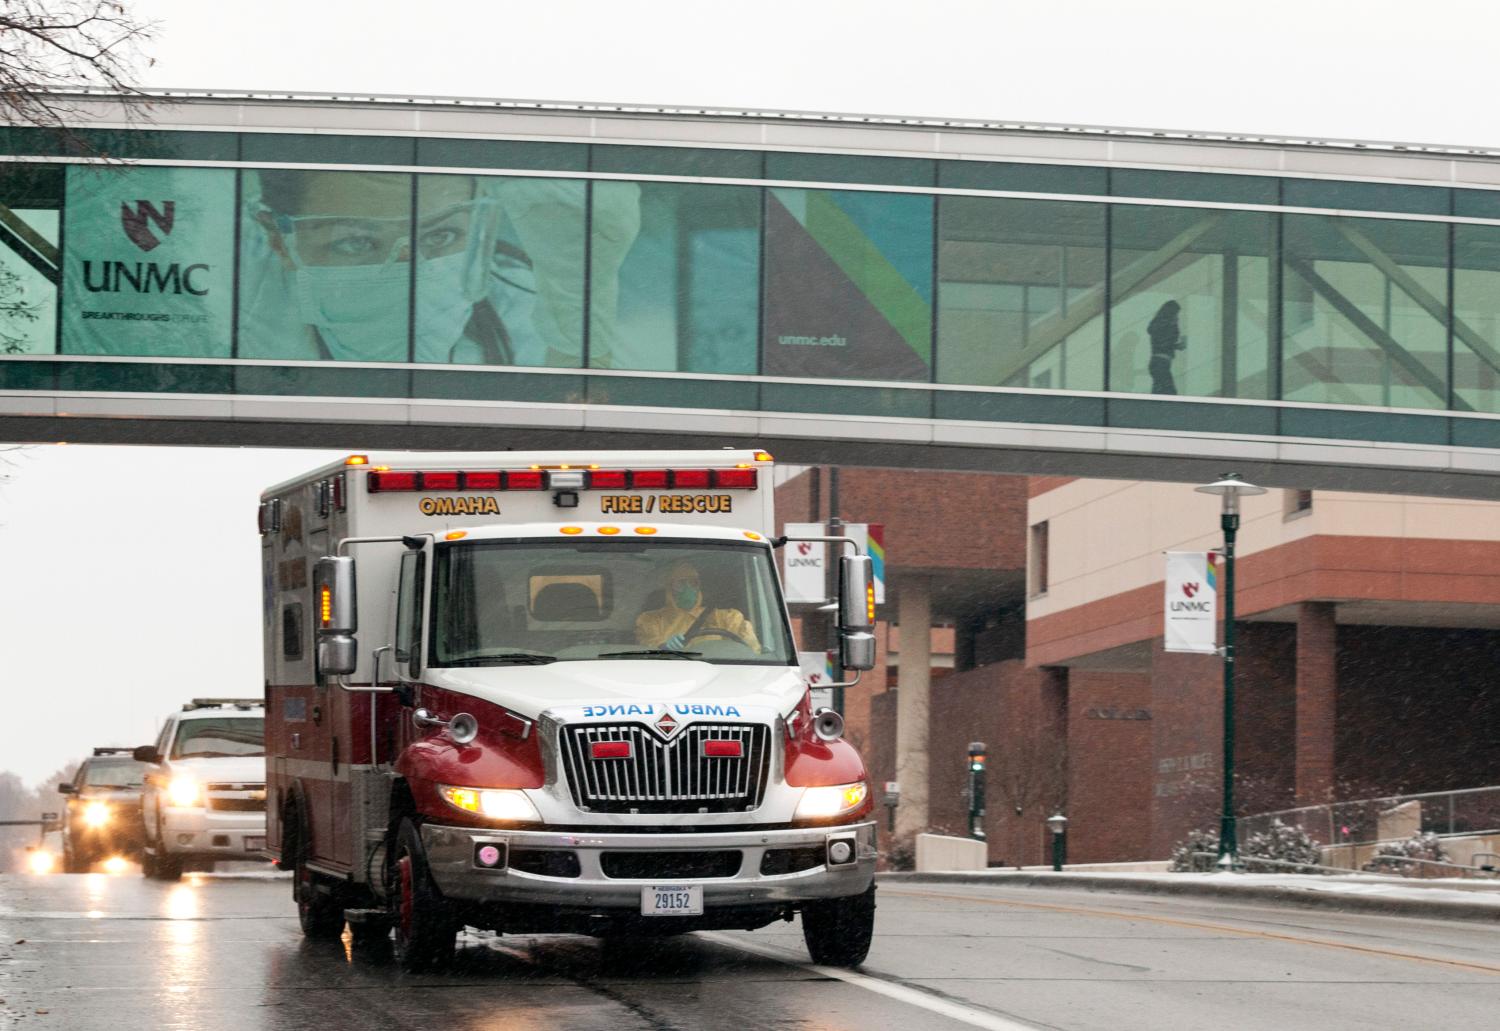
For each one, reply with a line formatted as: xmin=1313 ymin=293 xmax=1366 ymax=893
xmin=654 ymin=710 xmax=680 ymax=737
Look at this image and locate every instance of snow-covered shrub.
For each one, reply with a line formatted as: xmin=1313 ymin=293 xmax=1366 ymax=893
xmin=1242 ymin=819 xmax=1323 ymax=871
xmin=1168 ymin=828 xmax=1220 ymax=872
xmin=1363 ymin=831 xmax=1450 ymax=876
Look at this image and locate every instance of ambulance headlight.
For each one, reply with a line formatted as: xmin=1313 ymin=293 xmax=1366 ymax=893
xmin=439 ymin=786 xmax=541 ymax=823
xmin=167 ymin=776 xmax=201 ymax=807
xmin=794 ymin=782 xmax=868 ymax=821
xmin=83 ymin=801 xmax=111 ymax=828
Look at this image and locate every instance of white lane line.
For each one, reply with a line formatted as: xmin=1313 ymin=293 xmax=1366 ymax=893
xmin=698 ymin=932 xmax=1038 ymax=1031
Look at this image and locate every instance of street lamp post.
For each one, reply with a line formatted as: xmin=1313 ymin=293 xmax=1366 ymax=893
xmin=1193 ymin=473 xmax=1266 ymax=868
xmin=1046 ymin=812 xmax=1068 ymax=872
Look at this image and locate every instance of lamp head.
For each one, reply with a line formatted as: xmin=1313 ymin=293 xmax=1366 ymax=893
xmin=1195 ymin=473 xmax=1266 ymax=515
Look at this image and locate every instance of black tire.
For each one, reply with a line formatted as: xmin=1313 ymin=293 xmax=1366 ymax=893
xmin=152 ymin=853 xmax=183 ymax=881
xmin=801 ymin=885 xmax=876 ymax=967
xmin=140 ymin=848 xmax=157 ymax=878
xmin=63 ymin=842 xmax=85 ymax=874
xmin=295 ymin=853 xmax=345 ymax=939
xmin=391 ymin=818 xmax=457 ymax=972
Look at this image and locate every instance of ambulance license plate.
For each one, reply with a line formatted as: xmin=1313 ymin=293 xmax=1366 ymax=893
xmin=244 ymin=836 xmax=266 ymax=852
xmin=642 ymin=885 xmax=703 ymax=916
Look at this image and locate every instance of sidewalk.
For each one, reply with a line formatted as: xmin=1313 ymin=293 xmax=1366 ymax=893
xmin=878 ymin=869 xmax=1500 ymax=923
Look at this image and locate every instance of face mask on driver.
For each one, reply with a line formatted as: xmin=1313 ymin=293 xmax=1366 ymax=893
xmin=672 ymin=583 xmax=700 ymax=610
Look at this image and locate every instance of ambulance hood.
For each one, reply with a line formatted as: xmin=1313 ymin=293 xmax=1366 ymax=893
xmin=427 ymin=661 xmax=807 ymax=724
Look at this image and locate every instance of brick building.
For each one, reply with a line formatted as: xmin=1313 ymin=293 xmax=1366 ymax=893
xmin=777 ymin=468 xmax=1500 ymax=865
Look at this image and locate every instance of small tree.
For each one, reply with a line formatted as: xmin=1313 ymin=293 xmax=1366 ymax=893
xmin=1168 ymin=827 xmax=1220 ymax=872
xmin=1242 ymin=819 xmax=1323 ymax=871
xmin=0 ymin=263 xmax=40 ymax=354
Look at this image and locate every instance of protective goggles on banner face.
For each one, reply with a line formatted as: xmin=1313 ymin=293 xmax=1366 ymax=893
xmin=261 ymin=199 xmax=498 ymax=270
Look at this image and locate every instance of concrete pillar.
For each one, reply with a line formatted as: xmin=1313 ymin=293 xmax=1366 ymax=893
xmin=1295 ymin=602 xmax=1337 ymax=805
xmin=894 ymin=575 xmax=932 ymax=840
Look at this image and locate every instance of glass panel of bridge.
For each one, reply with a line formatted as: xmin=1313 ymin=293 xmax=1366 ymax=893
xmin=238 ymin=169 xmax=413 ymax=362
xmin=1282 ymin=214 xmax=1448 ymax=410
xmin=1452 ymin=223 xmax=1500 ymax=413
xmin=1109 ymin=206 xmax=1275 ymax=399
xmin=935 ymin=196 xmax=1105 ymax=390
xmin=60 ymin=165 xmax=236 ymax=357
xmin=415 ymin=174 xmax=585 ymax=367
xmin=589 ymin=181 xmax=760 ymax=373
xmin=763 ymin=187 xmax=933 ymax=381
xmin=0 ymin=164 xmax=62 ymax=355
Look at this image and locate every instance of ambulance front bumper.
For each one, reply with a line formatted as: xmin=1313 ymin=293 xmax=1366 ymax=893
xmin=420 ymin=821 xmax=877 ymax=908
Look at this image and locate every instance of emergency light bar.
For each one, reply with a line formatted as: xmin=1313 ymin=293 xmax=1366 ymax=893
xmin=367 ymin=468 xmax=758 ymax=493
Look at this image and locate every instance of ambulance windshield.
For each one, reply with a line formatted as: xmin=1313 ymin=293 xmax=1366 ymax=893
xmin=429 ymin=540 xmax=796 ymax=667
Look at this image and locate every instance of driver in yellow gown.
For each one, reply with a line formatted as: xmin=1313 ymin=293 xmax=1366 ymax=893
xmin=635 ymin=561 xmax=760 ymax=651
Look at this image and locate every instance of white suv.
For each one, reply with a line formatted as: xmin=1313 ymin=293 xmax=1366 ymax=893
xmin=135 ymin=699 xmax=267 ymax=880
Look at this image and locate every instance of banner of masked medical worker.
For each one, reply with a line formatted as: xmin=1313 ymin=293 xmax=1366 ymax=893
xmin=1164 ymin=551 xmax=1218 ymax=654
xmin=61 ymin=165 xmax=236 ymax=356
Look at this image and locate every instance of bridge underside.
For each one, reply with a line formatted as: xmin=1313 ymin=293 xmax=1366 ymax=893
xmin=5 ymin=397 xmax=1498 ymax=499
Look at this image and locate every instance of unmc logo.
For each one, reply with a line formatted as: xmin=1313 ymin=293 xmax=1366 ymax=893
xmin=796 ymin=542 xmax=813 ymax=556
xmin=120 ymin=200 xmax=175 ymax=252
xmin=1182 ymin=582 xmax=1200 ymax=598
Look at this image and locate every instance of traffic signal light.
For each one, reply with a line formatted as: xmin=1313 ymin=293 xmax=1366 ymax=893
xmin=968 ymin=741 xmax=986 ymax=773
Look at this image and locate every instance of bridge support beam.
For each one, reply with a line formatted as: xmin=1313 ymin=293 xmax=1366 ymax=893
xmin=894 ymin=575 xmax=932 ymax=841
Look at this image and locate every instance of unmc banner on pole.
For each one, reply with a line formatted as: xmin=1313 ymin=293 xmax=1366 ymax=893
xmin=1164 ymin=551 xmax=1218 ymax=654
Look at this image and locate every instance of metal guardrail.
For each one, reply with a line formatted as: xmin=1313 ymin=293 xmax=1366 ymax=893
xmin=1186 ymin=851 xmax=1360 ymax=876
xmin=1240 ymin=785 xmax=1500 ymax=848
xmin=1365 ymin=855 xmax=1499 ymax=879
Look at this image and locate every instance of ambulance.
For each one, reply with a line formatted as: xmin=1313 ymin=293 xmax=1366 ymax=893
xmin=259 ymin=449 xmax=877 ymax=970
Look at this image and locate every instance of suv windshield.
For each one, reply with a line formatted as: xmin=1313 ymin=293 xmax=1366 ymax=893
xmin=83 ymin=760 xmax=145 ymax=788
xmin=171 ymin=717 xmax=265 ymax=759
xmin=430 ymin=539 xmax=796 ymax=667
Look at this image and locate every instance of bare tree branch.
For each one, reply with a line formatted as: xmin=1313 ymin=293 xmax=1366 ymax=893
xmin=0 ymin=0 xmax=156 ymax=146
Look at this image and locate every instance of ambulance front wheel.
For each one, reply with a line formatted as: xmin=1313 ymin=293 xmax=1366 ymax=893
xmin=392 ymin=818 xmax=457 ymax=972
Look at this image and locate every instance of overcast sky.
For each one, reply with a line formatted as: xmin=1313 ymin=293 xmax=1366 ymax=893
xmin=3 ymin=1 xmax=1496 ymax=785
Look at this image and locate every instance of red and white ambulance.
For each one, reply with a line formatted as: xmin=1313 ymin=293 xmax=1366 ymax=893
xmin=259 ymin=449 xmax=877 ymax=970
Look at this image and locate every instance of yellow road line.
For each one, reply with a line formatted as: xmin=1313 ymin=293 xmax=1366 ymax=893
xmin=884 ymin=887 xmax=1500 ymax=977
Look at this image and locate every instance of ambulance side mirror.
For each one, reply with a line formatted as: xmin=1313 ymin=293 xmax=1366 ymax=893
xmin=314 ymin=556 xmax=359 ymax=678
xmin=837 ymin=555 xmax=876 ymax=671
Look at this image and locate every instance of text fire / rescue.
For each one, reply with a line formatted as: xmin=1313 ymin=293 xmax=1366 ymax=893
xmin=600 ymin=494 xmax=733 ymax=514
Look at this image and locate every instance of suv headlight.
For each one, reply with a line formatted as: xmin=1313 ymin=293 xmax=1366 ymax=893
xmin=794 ymin=781 xmax=868 ymax=821
xmin=82 ymin=801 xmax=111 ymax=828
xmin=167 ymin=776 xmax=201 ymax=807
xmin=439 ymin=785 xmax=541 ymax=823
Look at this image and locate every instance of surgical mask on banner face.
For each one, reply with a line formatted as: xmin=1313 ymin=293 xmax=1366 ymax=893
xmin=290 ymin=250 xmax=479 ymax=363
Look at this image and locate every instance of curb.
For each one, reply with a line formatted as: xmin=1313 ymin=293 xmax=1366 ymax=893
xmin=876 ymin=871 xmax=1500 ymax=924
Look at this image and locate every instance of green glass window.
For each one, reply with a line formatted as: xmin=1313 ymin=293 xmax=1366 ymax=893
xmin=1452 ymin=224 xmax=1500 ymax=413
xmin=766 ymin=153 xmax=935 ymax=188
xmin=1111 ymin=169 xmax=1278 ymax=206
xmin=0 ymin=164 xmax=62 ymax=355
xmin=1282 ymin=179 xmax=1448 ymax=216
xmin=590 ymin=146 xmax=762 ymax=179
xmin=763 ymin=188 xmax=933 ymax=381
xmin=938 ymin=161 xmax=1107 ymax=196
xmin=1282 ymin=214 xmax=1448 ymax=409
xmin=0 ymin=127 xmax=237 ymax=161
xmin=60 ymin=164 xmax=236 ymax=358
xmin=936 ymin=196 xmax=1105 ymax=390
xmin=1453 ymin=189 xmax=1500 ymax=221
xmin=413 ymin=173 xmax=585 ymax=367
xmin=1109 ymin=206 xmax=1275 ymax=399
xmin=240 ymin=133 xmax=416 ymax=166
xmin=238 ymin=168 xmax=413 ymax=361
xmin=417 ymin=138 xmax=587 ymax=172
xmin=589 ymin=181 xmax=759 ymax=373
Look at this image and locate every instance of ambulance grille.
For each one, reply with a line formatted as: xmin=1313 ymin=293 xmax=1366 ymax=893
xmin=559 ymin=723 xmax=770 ymax=814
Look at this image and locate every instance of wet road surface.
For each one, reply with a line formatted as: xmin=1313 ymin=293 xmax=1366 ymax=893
xmin=3 ymin=869 xmax=1499 ymax=1030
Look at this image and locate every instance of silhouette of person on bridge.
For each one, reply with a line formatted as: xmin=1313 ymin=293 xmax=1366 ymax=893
xmin=1148 ymin=300 xmax=1186 ymax=395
